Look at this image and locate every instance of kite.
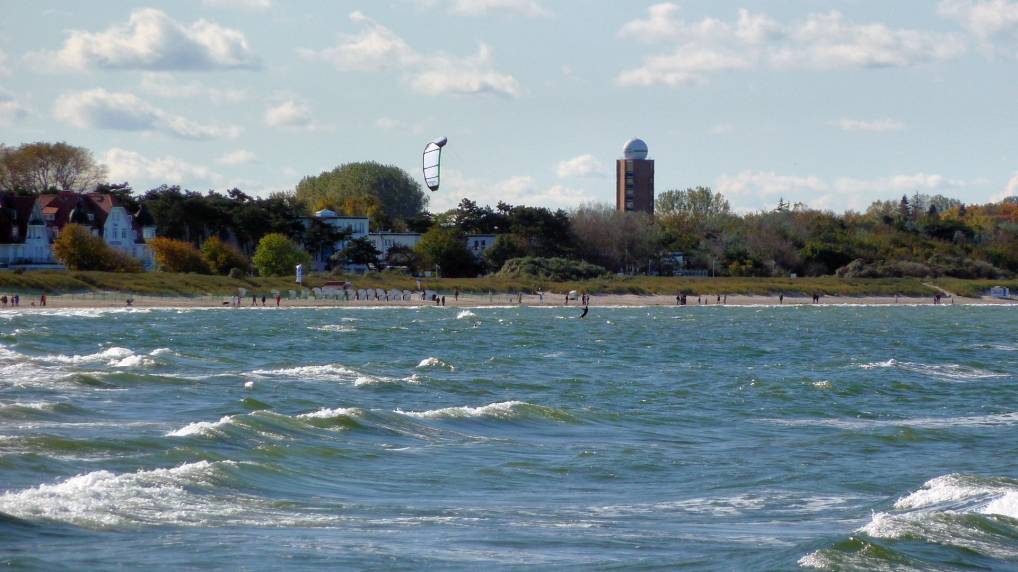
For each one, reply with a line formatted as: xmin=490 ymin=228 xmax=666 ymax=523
xmin=422 ymin=136 xmax=447 ymax=192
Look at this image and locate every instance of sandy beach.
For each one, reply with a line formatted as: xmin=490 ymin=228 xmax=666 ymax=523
xmin=2 ymin=291 xmax=1014 ymax=309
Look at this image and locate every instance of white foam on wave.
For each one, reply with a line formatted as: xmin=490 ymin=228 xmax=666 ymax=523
xmin=296 ymin=407 xmax=361 ymax=419
xmin=47 ymin=346 xmax=170 ymax=368
xmin=856 ymin=473 xmax=1018 ymax=560
xmin=763 ymin=411 xmax=1018 ymax=430
xmin=396 ymin=400 xmax=525 ymax=420
xmin=456 ymin=310 xmax=477 ymax=319
xmin=252 ymin=364 xmax=359 ymax=381
xmin=166 ymin=415 xmax=235 ymax=437
xmin=416 ymin=357 xmax=454 ymax=371
xmin=0 ymin=460 xmax=231 ymax=527
xmin=307 ymin=324 xmax=356 ymax=333
xmin=859 ymin=358 xmax=1005 ymax=380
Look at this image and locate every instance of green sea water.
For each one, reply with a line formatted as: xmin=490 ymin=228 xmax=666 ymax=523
xmin=1 ymin=304 xmax=1017 ymax=570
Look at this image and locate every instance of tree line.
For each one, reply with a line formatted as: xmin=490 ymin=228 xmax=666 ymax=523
xmin=4 ymin=141 xmax=1017 ymax=280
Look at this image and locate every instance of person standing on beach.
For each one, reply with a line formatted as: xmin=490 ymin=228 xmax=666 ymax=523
xmin=441 ymin=295 xmax=446 ymax=306
xmin=40 ymin=294 xmax=46 ymax=307
xmin=454 ymin=288 xmax=460 ymax=301
xmin=779 ymin=293 xmax=784 ymax=304
xmin=261 ymin=295 xmax=266 ymax=306
xmin=275 ymin=294 xmax=281 ymax=307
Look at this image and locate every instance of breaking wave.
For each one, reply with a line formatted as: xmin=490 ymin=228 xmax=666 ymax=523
xmin=416 ymin=357 xmax=454 ymax=370
xmin=395 ymin=401 xmax=575 ymax=422
xmin=802 ymin=474 xmax=1018 ymax=568
xmin=859 ymin=359 xmax=1006 ymax=380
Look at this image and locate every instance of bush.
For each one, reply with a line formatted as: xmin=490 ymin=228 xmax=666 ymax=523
xmin=148 ymin=237 xmax=211 ymax=274
xmin=228 ymin=267 xmax=244 ymax=279
xmin=497 ymin=257 xmax=608 ymax=281
xmin=414 ymin=226 xmax=481 ymax=278
xmin=252 ymin=233 xmax=310 ymax=277
xmin=52 ymin=224 xmax=142 ymax=272
xmin=201 ymin=236 xmax=249 ymax=275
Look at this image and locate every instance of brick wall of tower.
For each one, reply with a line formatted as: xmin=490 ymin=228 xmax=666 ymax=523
xmin=616 ymin=159 xmax=654 ymax=214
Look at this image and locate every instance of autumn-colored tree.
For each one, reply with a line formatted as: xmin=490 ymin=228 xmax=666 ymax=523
xmin=252 ymin=233 xmax=309 ymax=277
xmin=51 ymin=224 xmax=142 ymax=272
xmin=148 ymin=237 xmax=211 ymax=274
xmin=200 ymin=236 xmax=249 ymax=275
xmin=0 ymin=142 xmax=107 ymax=193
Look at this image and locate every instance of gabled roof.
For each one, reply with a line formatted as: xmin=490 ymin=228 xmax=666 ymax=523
xmin=0 ymin=194 xmax=37 ymax=245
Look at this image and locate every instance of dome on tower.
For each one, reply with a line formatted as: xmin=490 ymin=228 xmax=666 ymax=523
xmin=623 ymin=138 xmax=649 ymax=160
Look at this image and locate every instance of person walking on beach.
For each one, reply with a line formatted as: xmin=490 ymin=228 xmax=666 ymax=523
xmin=779 ymin=293 xmax=784 ymax=304
xmin=261 ymin=295 xmax=266 ymax=306
xmin=275 ymin=294 xmax=281 ymax=307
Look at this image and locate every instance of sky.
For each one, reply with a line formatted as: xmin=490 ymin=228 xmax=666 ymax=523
xmin=1 ymin=0 xmax=1017 ymax=214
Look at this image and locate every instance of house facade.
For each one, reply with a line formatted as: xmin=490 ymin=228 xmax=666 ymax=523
xmin=0 ymin=191 xmax=156 ymax=269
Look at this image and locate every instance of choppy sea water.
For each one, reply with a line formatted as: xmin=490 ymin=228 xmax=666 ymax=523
xmin=1 ymin=304 xmax=1017 ymax=570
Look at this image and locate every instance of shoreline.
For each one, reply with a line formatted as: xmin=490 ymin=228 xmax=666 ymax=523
xmin=1 ymin=292 xmax=1015 ymax=309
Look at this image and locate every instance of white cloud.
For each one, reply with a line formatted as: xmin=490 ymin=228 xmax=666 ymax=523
xmin=217 ymin=149 xmax=257 ymax=165
xmin=32 ymin=8 xmax=259 ymax=71
xmin=54 ymin=88 xmax=241 ymax=139
xmin=202 ymin=0 xmax=272 ymax=11
xmin=556 ymin=154 xmax=604 ymax=178
xmin=448 ymin=0 xmax=551 ymax=18
xmin=139 ymin=72 xmax=248 ymax=104
xmin=301 ymin=12 xmax=520 ymax=97
xmin=264 ymin=99 xmax=325 ymax=130
xmin=617 ymin=4 xmax=966 ymax=87
xmin=0 ymin=90 xmax=29 ymax=126
xmin=834 ymin=118 xmax=905 ymax=132
xmin=102 ymin=147 xmax=223 ymax=186
xmin=715 ymin=170 xmax=986 ymax=211
xmin=993 ymin=172 xmax=1018 ymax=201
xmin=939 ymin=0 xmax=1018 ymax=56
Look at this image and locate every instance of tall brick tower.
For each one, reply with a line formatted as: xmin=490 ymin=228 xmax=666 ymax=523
xmin=616 ymin=138 xmax=654 ymax=214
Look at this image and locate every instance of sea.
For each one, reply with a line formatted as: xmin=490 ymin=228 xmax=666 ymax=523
xmin=1 ymin=303 xmax=1017 ymax=571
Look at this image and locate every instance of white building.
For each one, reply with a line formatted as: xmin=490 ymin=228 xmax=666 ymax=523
xmin=465 ymin=234 xmax=497 ymax=259
xmin=305 ymin=210 xmax=369 ymax=270
xmin=0 ymin=191 xmax=156 ymax=269
xmin=370 ymin=232 xmax=421 ymax=261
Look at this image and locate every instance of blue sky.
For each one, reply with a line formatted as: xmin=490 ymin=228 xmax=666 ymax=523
xmin=1 ymin=0 xmax=1016 ymax=213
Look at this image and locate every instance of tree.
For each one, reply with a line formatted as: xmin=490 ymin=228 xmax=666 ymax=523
xmin=200 ymin=236 xmax=249 ymax=275
xmin=0 ymin=142 xmax=107 ymax=193
xmin=252 ymin=233 xmax=309 ymax=277
xmin=570 ymin=203 xmax=660 ymax=273
xmin=302 ymin=219 xmax=350 ymax=265
xmin=295 ymin=162 xmax=428 ymax=228
xmin=385 ymin=244 xmax=419 ymax=271
xmin=148 ymin=237 xmax=212 ymax=273
xmin=335 ymin=236 xmax=381 ymax=267
xmin=656 ymin=187 xmax=730 ymax=219
xmin=415 ymin=226 xmax=481 ymax=277
xmin=484 ymin=234 xmax=528 ymax=272
xmin=51 ymin=223 xmax=142 ymax=272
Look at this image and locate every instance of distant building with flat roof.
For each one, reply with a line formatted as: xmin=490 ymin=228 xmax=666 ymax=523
xmin=616 ymin=138 xmax=654 ymax=214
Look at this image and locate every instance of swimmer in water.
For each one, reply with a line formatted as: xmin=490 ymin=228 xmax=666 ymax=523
xmin=580 ymin=305 xmax=589 ymax=318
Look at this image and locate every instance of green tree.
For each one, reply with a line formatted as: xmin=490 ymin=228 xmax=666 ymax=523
xmin=200 ymin=236 xmax=249 ymax=275
xmin=52 ymin=223 xmax=142 ymax=272
xmin=252 ymin=233 xmax=310 ymax=277
xmin=335 ymin=236 xmax=381 ymax=267
xmin=415 ymin=226 xmax=481 ymax=277
xmin=483 ymin=234 xmax=528 ymax=272
xmin=148 ymin=237 xmax=212 ymax=273
xmin=295 ymin=162 xmax=428 ymax=228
